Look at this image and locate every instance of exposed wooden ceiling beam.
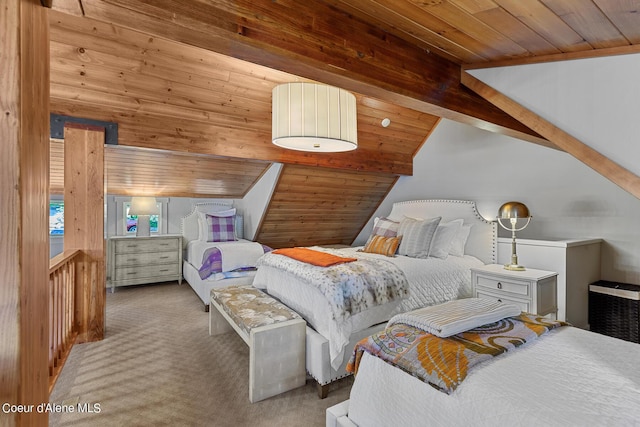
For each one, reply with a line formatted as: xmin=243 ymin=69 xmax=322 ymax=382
xmin=463 ymin=43 xmax=640 ymax=70
xmin=461 ymin=71 xmax=640 ymax=200
xmin=78 ymin=0 xmax=547 ymax=146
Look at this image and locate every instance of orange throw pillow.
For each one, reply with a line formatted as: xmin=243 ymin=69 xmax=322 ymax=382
xmin=363 ymin=235 xmax=401 ymax=257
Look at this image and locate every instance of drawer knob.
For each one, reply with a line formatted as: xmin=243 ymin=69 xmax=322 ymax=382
xmin=497 ymin=299 xmax=502 ymax=303
xmin=497 ymin=282 xmax=502 ymax=289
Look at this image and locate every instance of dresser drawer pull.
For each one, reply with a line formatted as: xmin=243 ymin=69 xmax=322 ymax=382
xmin=159 ymin=243 xmax=170 ymax=246
xmin=498 ymin=299 xmax=502 ymax=303
xmin=159 ymin=256 xmax=170 ymax=259
xmin=126 ymin=272 xmax=137 ymax=276
xmin=497 ymin=282 xmax=502 ymax=289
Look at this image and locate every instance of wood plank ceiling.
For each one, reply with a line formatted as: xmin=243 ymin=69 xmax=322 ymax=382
xmin=47 ymin=0 xmax=640 ymax=246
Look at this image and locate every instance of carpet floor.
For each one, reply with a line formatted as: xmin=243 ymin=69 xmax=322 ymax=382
xmin=49 ymin=282 xmax=353 ymax=426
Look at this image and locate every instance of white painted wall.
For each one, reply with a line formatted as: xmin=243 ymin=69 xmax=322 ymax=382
xmin=355 ymin=118 xmax=640 ymax=284
xmin=235 ymin=163 xmax=282 ymax=240
xmin=357 ymin=53 xmax=640 ymax=284
xmin=469 ymin=54 xmax=640 ymax=177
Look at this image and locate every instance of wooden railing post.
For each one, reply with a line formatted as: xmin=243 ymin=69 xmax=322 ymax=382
xmin=48 ymin=250 xmax=80 ymax=392
xmin=63 ymin=124 xmax=106 ymax=343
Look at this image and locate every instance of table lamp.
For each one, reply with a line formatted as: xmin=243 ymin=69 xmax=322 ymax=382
xmin=497 ymin=201 xmax=531 ymax=271
xmin=129 ymin=196 xmax=157 ymax=237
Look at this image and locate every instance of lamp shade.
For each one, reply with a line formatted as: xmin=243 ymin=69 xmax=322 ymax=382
xmin=129 ymin=196 xmax=158 ymax=216
xmin=272 ymin=82 xmax=357 ymax=152
xmin=497 ymin=201 xmax=530 ymax=220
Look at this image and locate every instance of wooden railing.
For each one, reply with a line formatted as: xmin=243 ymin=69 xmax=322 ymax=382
xmin=48 ymin=249 xmax=81 ymax=393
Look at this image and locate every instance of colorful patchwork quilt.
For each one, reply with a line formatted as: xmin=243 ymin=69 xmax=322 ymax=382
xmin=347 ymin=313 xmax=568 ymax=394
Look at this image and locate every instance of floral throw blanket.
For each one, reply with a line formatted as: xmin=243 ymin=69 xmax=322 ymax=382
xmin=347 ymin=313 xmax=567 ymax=394
xmin=257 ymin=246 xmax=408 ymax=321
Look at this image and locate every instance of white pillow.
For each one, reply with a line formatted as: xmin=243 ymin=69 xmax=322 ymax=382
xmin=449 ymin=224 xmax=472 ymax=257
xmin=197 ymin=208 xmax=236 ymax=241
xmin=397 ymin=216 xmax=441 ymax=258
xmin=429 ymin=219 xmax=463 ymax=259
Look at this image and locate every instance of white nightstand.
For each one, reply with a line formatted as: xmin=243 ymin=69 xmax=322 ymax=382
xmin=471 ymin=264 xmax=558 ymax=317
xmin=108 ymin=234 xmax=183 ymax=291
xmin=497 ymin=237 xmax=601 ymax=328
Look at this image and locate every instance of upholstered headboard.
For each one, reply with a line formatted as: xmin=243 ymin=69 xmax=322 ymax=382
xmin=386 ymin=199 xmax=496 ymax=264
xmin=180 ymin=202 xmax=244 ymax=249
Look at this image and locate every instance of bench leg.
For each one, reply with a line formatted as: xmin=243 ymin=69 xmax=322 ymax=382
xmin=249 ymin=320 xmax=306 ymax=403
xmin=209 ymin=303 xmax=233 ymax=336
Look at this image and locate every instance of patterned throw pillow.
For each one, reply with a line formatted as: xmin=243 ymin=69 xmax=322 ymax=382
xmin=198 ymin=208 xmax=236 ymax=241
xmin=372 ymin=217 xmax=400 ymax=237
xmin=397 ymin=216 xmax=441 ymax=258
xmin=363 ymin=235 xmax=401 ymax=257
xmin=365 ymin=217 xmax=400 ymax=246
xmin=205 ymin=214 xmax=237 ymax=242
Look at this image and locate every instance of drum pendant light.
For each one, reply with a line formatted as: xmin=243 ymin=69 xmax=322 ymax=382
xmin=272 ymin=82 xmax=358 ymax=152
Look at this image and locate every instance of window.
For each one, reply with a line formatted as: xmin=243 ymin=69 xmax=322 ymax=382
xmin=123 ymin=201 xmax=161 ymax=235
xmin=50 ymin=201 xmax=64 ymax=235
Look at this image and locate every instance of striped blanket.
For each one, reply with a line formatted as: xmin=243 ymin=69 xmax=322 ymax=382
xmin=347 ymin=313 xmax=567 ymax=394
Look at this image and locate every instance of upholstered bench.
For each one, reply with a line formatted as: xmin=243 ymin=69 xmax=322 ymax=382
xmin=209 ymin=284 xmax=306 ymax=403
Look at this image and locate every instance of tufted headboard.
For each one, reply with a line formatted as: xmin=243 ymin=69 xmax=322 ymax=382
xmin=386 ymin=199 xmax=496 ymax=265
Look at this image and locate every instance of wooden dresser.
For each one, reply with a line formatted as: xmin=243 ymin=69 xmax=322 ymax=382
xmin=108 ymin=234 xmax=182 ymax=290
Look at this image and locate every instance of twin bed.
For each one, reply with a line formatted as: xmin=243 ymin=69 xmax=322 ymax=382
xmin=181 ymin=202 xmax=270 ymax=310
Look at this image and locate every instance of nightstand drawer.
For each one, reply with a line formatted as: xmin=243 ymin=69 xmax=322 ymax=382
xmin=115 ymin=251 xmax=179 ymax=267
xmin=475 ymin=275 xmax=530 ymax=297
xmin=114 ymin=263 xmax=179 ymax=281
xmin=114 ymin=238 xmax=180 ymax=254
xmin=476 ymin=290 xmax=530 ymax=312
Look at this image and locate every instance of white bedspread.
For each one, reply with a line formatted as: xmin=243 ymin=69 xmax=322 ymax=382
xmin=347 ymin=327 xmax=640 ymax=427
xmin=253 ymin=246 xmax=483 ymax=369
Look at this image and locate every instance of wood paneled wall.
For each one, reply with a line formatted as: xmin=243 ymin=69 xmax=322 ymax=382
xmin=256 ymin=164 xmax=398 ymax=248
xmin=51 ymin=140 xmax=271 ymax=198
xmin=1 ymin=1 xmax=50 ymax=425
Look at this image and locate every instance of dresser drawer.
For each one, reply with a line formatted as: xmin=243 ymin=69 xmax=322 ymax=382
xmin=475 ymin=274 xmax=530 ymax=297
xmin=476 ymin=290 xmax=530 ymax=312
xmin=114 ymin=238 xmax=179 ymax=254
xmin=114 ymin=251 xmax=179 ymax=267
xmin=113 ymin=263 xmax=180 ymax=281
